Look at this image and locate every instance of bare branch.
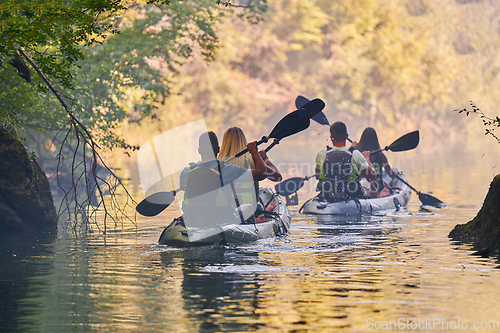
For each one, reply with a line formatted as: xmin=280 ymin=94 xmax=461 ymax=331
xmin=18 ymin=48 xmax=137 ymax=234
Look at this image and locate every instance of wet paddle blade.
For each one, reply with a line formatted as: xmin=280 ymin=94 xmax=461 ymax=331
xmin=301 ymin=98 xmax=326 ymax=120
xmin=136 ymin=191 xmax=176 ymax=216
xmin=311 ymin=112 xmax=330 ymax=126
xmin=295 ymin=95 xmax=329 ymax=125
xmin=385 ymin=130 xmax=420 ymax=152
xmin=268 ymin=109 xmax=310 ymax=141
xmin=295 ymin=95 xmax=310 ymax=109
xmin=418 ymin=192 xmax=443 ymax=207
xmin=275 ymin=177 xmax=307 ymax=196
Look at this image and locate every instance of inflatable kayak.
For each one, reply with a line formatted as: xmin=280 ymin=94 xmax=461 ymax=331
xmin=300 ymin=172 xmax=412 ymax=215
xmin=158 ymin=188 xmax=291 ymax=246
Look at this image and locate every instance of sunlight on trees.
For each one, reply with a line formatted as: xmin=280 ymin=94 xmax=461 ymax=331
xmin=2 ymin=0 xmax=500 ymax=233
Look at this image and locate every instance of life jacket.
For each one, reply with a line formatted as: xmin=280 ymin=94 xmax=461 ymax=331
xmin=316 ymin=146 xmax=331 ymax=191
xmin=370 ymin=155 xmax=385 ymax=193
xmin=183 ymin=161 xmax=226 ymax=206
xmin=221 ymin=157 xmax=259 ymax=205
xmin=237 ymin=180 xmax=259 ymax=207
xmin=182 ymin=161 xmax=258 ymax=226
xmin=321 ymin=149 xmax=364 ymax=201
xmin=182 ymin=161 xmax=235 ymax=226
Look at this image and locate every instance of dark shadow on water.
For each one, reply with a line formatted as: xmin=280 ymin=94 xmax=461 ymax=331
xmin=0 ymin=230 xmax=57 ymax=332
xmin=450 ymin=239 xmax=500 ymax=262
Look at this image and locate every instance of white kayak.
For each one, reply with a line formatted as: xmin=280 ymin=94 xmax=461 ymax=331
xmin=300 ymin=172 xmax=412 ymax=215
xmin=158 ymin=188 xmax=291 ymax=246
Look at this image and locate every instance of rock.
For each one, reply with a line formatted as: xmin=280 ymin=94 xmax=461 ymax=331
xmin=0 ymin=127 xmax=57 ymax=232
xmin=449 ymin=174 xmax=500 ymax=256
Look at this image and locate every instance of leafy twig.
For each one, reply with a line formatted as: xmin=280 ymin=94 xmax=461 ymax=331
xmin=455 ymin=101 xmax=500 ymax=143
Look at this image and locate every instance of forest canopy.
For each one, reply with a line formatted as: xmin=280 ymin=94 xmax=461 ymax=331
xmin=0 ymin=0 xmax=264 ymax=149
xmin=2 ymin=0 xmax=499 ymax=232
xmin=2 ymin=0 xmax=500 ymax=152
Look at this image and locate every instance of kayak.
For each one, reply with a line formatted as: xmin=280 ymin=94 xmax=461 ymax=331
xmin=158 ymin=188 xmax=291 ymax=246
xmin=299 ymin=172 xmax=412 ymax=215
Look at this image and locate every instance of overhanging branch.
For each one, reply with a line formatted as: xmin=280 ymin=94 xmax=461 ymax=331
xmin=18 ymin=48 xmax=137 ymax=234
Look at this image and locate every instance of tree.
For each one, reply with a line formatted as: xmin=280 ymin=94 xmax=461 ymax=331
xmin=0 ymin=0 xmax=266 ymax=233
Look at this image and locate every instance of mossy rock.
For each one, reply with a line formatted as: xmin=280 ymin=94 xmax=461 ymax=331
xmin=449 ymin=174 xmax=500 ymax=256
xmin=0 ymin=127 xmax=57 ymax=232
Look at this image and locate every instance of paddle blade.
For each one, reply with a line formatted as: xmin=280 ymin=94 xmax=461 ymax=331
xmin=275 ymin=177 xmax=307 ymax=196
xmin=418 ymin=192 xmax=443 ymax=207
xmin=136 ymin=191 xmax=176 ymax=216
xmin=295 ymin=95 xmax=310 ymax=109
xmin=301 ymin=98 xmax=326 ymax=120
xmin=268 ymin=109 xmax=310 ymax=141
xmin=385 ymin=130 xmax=420 ymax=152
xmin=312 ymin=112 xmax=330 ymax=126
xmin=296 ymin=95 xmax=329 ymax=125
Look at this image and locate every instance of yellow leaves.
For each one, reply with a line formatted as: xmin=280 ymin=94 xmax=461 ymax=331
xmin=290 ymin=43 xmax=303 ymax=51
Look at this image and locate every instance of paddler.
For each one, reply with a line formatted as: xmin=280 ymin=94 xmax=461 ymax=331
xmin=179 ymin=131 xmax=267 ymax=227
xmin=315 ymin=122 xmax=379 ymax=201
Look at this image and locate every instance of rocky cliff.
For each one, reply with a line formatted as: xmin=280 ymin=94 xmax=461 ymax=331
xmin=0 ymin=127 xmax=57 ymax=232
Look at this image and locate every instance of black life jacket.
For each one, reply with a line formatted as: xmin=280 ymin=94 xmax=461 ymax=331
xmin=321 ymin=150 xmax=364 ymax=201
xmin=324 ymin=150 xmax=353 ymax=181
xmin=370 ymin=155 xmax=385 ymax=193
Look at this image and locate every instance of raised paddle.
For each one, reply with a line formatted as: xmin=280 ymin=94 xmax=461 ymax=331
xmin=295 ymin=95 xmax=330 ymax=126
xmin=136 ymin=104 xmax=323 ymax=217
xmin=363 ymin=130 xmax=443 ymax=206
xmin=225 ymin=98 xmax=325 ymax=162
xmin=274 ymin=131 xmax=421 ymax=197
xmin=370 ymin=130 xmax=420 ymax=154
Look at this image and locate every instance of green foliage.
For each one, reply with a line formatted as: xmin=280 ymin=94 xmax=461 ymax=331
xmin=0 ymin=0 xmax=264 ymax=151
xmin=0 ymin=0 xmax=267 ymax=232
xmin=78 ymin=1 xmax=224 ymax=125
xmin=0 ymin=0 xmax=125 ymax=88
xmin=0 ymin=0 xmax=127 ymax=148
xmin=148 ymin=0 xmax=500 ymax=142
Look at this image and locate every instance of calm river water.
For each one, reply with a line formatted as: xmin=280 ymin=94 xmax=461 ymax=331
xmin=1 ymin=141 xmax=499 ymax=332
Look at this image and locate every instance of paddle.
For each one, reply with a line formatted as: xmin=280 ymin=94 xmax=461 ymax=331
xmin=274 ymin=131 xmax=420 ymax=197
xmin=370 ymin=130 xmax=420 ymax=154
xmin=273 ymin=95 xmax=329 ymax=197
xmin=275 ymin=175 xmax=316 ymax=197
xmin=136 ymin=104 xmax=322 ymax=217
xmin=361 ymin=130 xmax=443 ymax=206
xmin=394 ymin=174 xmax=443 ymax=207
xmin=295 ymin=95 xmax=330 ymax=126
xmin=227 ymin=98 xmax=324 ymax=162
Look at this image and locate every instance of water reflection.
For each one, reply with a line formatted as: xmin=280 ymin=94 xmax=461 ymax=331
xmin=2 ymin=204 xmax=500 ymax=332
xmin=160 ymin=247 xmax=262 ymax=332
xmin=1 ymin=144 xmax=499 ymax=332
xmin=0 ymin=230 xmax=57 ymax=332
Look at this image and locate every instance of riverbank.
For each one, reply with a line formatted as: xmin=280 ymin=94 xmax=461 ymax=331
xmin=449 ymin=174 xmax=500 ymax=257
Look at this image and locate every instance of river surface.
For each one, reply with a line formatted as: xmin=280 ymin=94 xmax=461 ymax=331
xmin=1 ymin=142 xmax=499 ymax=332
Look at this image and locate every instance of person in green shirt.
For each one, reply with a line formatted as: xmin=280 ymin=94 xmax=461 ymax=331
xmin=315 ymin=122 xmax=379 ymax=201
